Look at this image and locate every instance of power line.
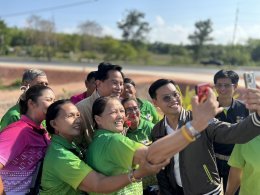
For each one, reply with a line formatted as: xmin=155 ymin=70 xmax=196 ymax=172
xmin=0 ymin=0 xmax=98 ymax=18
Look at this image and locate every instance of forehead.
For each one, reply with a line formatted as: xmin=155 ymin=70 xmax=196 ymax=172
xmin=31 ymin=76 xmax=48 ymax=83
xmin=156 ymin=83 xmax=177 ymax=96
xmin=106 ymin=99 xmax=123 ymax=109
xmin=216 ymin=78 xmax=232 ymax=84
xmin=38 ymin=89 xmax=55 ymax=98
xmin=106 ymin=70 xmax=123 ymax=80
xmin=59 ymin=103 xmax=78 ymax=114
xmin=124 ymin=83 xmax=135 ymax=88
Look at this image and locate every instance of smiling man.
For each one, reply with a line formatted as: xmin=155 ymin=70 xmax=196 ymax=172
xmin=148 ymin=78 xmax=260 ymax=195
xmin=213 ymin=70 xmax=249 ymax=194
xmin=75 ymin=62 xmax=124 ymax=150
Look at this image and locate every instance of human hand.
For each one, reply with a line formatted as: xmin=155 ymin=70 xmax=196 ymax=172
xmin=134 ymin=158 xmax=170 ymax=179
xmin=191 ymin=88 xmax=223 ymax=131
xmin=243 ymin=87 xmax=260 ymax=115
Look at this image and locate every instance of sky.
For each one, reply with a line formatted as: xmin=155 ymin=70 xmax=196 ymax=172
xmin=1 ymin=0 xmax=260 ymax=45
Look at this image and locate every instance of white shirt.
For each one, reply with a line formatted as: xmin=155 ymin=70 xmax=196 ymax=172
xmin=164 ymin=117 xmax=183 ymax=187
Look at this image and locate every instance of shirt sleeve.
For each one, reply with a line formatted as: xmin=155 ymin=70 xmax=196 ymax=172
xmin=0 ymin=126 xmax=27 ymax=165
xmin=0 ymin=113 xmax=20 ymax=131
xmin=52 ymin=149 xmax=93 ymax=190
xmin=228 ymin=144 xmax=245 ymax=169
xmin=108 ymin=135 xmax=144 ymax=170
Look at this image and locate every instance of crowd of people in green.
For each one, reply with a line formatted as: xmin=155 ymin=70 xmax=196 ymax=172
xmin=1 ymin=62 xmax=260 ymax=195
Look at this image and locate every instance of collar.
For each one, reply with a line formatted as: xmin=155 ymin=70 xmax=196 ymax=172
xmin=51 ymin=135 xmax=77 ymax=150
xmin=128 ymin=118 xmax=144 ymax=133
xmin=20 ymin=115 xmax=45 ymax=131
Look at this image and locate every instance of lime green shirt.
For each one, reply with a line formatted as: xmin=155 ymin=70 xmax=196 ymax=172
xmin=0 ymin=104 xmax=20 ymax=131
xmin=228 ymin=136 xmax=260 ymax=195
xmin=126 ymin=118 xmax=154 ymax=145
xmin=86 ymin=129 xmax=144 ymax=195
xmin=40 ymin=135 xmax=93 ymax=195
xmin=137 ymin=98 xmax=160 ymax=124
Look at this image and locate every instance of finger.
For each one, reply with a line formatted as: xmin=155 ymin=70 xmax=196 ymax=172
xmin=191 ymin=96 xmax=199 ymax=108
xmin=216 ymin=107 xmax=224 ymax=115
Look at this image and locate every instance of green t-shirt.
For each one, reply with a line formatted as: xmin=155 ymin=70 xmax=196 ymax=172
xmin=40 ymin=135 xmax=93 ymax=195
xmin=0 ymin=104 xmax=20 ymax=131
xmin=86 ymin=129 xmax=144 ymax=195
xmin=126 ymin=118 xmax=154 ymax=145
xmin=137 ymin=98 xmax=160 ymax=124
xmin=228 ymin=136 xmax=260 ymax=195
xmin=0 ymin=104 xmax=46 ymax=131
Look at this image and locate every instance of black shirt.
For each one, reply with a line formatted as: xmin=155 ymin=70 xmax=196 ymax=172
xmin=213 ymin=98 xmax=250 ymax=155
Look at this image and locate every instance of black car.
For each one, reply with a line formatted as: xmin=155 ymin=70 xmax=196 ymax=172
xmin=200 ymin=59 xmax=224 ymax=66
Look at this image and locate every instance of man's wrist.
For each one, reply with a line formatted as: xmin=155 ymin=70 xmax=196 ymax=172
xmin=186 ymin=121 xmax=201 ymax=139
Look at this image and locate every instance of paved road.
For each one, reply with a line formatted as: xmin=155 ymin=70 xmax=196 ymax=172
xmin=0 ymin=60 xmax=259 ymax=86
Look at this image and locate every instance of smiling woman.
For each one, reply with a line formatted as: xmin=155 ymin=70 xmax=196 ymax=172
xmin=40 ymin=99 xmax=166 ymax=195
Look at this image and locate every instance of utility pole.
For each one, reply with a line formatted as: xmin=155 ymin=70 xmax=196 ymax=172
xmin=232 ymin=4 xmax=239 ymax=45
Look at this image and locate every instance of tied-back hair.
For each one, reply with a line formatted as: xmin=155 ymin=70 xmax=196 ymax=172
xmin=19 ymin=85 xmax=52 ymax=115
xmin=45 ymin=99 xmax=71 ymax=134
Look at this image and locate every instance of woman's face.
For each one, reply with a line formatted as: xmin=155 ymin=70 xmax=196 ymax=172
xmin=123 ymin=100 xmax=140 ymax=129
xmin=121 ymin=83 xmax=136 ymax=99
xmin=95 ymin=99 xmax=126 ymax=133
xmin=31 ymin=89 xmax=55 ymax=122
xmin=52 ymin=102 xmax=81 ymax=142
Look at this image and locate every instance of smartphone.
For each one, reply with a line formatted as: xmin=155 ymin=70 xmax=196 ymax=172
xmin=195 ymin=83 xmax=210 ymax=102
xmin=243 ymin=72 xmax=256 ymax=89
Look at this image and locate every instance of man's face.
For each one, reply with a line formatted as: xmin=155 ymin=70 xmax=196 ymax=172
xmin=30 ymin=76 xmax=49 ymax=86
xmin=96 ymin=70 xmax=124 ymax=98
xmin=215 ymin=78 xmax=237 ymax=99
xmin=152 ymin=83 xmax=182 ymax=117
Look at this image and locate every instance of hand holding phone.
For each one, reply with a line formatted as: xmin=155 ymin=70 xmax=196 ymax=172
xmin=243 ymin=72 xmax=256 ymax=89
xmin=195 ymin=83 xmax=211 ymax=103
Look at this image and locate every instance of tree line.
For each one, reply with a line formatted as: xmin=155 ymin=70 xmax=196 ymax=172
xmin=0 ymin=10 xmax=260 ymax=66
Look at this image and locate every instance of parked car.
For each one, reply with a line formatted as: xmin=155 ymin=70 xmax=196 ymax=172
xmin=200 ymin=59 xmax=224 ymax=66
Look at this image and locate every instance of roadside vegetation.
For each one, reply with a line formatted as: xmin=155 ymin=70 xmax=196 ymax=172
xmin=0 ymin=10 xmax=260 ymax=67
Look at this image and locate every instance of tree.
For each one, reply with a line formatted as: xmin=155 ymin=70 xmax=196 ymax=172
xmin=78 ymin=20 xmax=103 ymax=51
xmin=117 ymin=10 xmax=151 ymax=45
xmin=0 ymin=20 xmax=9 ymax=55
xmin=26 ymin=15 xmax=56 ymax=61
xmin=188 ymin=19 xmax=213 ymax=61
xmin=78 ymin=20 xmax=103 ymax=37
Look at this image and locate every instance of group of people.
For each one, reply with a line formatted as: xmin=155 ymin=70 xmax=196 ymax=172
xmin=0 ymin=62 xmax=260 ymax=195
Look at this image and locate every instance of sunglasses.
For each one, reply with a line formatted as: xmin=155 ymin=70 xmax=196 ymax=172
xmin=162 ymin=91 xmax=180 ymax=102
xmin=215 ymin=83 xmax=235 ymax=89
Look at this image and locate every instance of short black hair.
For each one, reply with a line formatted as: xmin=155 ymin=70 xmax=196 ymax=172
xmin=86 ymin=71 xmax=96 ymax=82
xmin=124 ymin=78 xmax=136 ymax=87
xmin=214 ymin=70 xmax=239 ymax=84
xmin=95 ymin=62 xmax=124 ymax=81
xmin=46 ymin=99 xmax=71 ymax=134
xmin=148 ymin=79 xmax=176 ymax=99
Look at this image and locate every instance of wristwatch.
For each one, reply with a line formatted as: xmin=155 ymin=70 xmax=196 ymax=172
xmin=185 ymin=121 xmax=201 ymax=139
xmin=128 ymin=169 xmax=142 ymax=183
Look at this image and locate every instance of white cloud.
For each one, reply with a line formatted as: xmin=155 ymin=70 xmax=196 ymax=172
xmin=58 ymin=16 xmax=260 ymax=45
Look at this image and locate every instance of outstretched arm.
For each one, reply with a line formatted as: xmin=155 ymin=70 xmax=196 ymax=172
xmin=78 ymin=156 xmax=168 ymax=193
xmin=147 ymin=89 xmax=223 ymax=164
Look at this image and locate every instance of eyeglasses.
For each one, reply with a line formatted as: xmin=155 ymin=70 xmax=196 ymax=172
xmin=162 ymin=91 xmax=180 ymax=102
xmin=125 ymin=106 xmax=139 ymax=113
xmin=215 ymin=83 xmax=235 ymax=89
